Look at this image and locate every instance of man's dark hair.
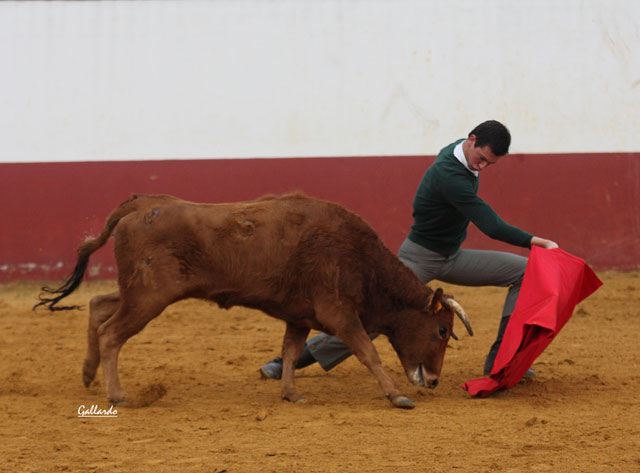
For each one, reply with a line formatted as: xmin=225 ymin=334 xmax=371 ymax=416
xmin=468 ymin=120 xmax=511 ymax=156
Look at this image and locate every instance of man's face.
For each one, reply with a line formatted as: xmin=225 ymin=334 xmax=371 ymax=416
xmin=465 ymin=134 xmax=502 ymax=172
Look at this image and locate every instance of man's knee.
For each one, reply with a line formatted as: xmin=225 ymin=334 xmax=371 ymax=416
xmin=507 ymin=255 xmax=527 ymax=286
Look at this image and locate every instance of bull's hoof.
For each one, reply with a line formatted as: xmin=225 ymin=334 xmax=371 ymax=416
xmin=82 ymin=366 xmax=96 ymax=388
xmin=82 ymin=373 xmax=94 ymax=388
xmin=390 ymin=395 xmax=415 ymax=409
xmin=282 ymin=394 xmax=306 ymax=404
xmin=108 ymin=397 xmax=127 ymax=406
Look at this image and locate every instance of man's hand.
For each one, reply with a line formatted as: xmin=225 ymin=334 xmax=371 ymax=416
xmin=531 ymin=236 xmax=559 ymax=249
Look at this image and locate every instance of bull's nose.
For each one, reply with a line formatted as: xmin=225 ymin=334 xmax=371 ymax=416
xmin=429 ymin=379 xmax=439 ymax=389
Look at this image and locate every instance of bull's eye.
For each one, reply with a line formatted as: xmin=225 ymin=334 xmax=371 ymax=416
xmin=438 ymin=326 xmax=448 ymax=339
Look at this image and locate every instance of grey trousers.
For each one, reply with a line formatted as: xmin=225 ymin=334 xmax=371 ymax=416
xmin=306 ymin=237 xmax=527 ymax=375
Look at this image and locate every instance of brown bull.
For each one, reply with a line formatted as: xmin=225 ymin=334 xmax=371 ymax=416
xmin=35 ymin=193 xmax=472 ymax=409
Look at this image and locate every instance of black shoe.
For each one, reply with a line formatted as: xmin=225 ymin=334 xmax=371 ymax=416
xmin=259 ymin=357 xmax=283 ymax=380
xmin=259 ymin=347 xmax=318 ymax=380
xmin=483 ymin=368 xmax=537 ymax=377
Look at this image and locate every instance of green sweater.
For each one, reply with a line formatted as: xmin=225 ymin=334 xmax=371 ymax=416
xmin=408 ymin=139 xmax=533 ymax=256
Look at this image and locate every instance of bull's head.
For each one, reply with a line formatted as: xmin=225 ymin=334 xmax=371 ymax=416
xmin=388 ymin=288 xmax=473 ymax=390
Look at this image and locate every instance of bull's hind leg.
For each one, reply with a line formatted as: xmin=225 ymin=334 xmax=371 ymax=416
xmin=97 ymin=296 xmax=168 ymax=404
xmin=83 ymin=291 xmax=120 ymax=387
xmin=280 ymin=323 xmax=310 ymax=403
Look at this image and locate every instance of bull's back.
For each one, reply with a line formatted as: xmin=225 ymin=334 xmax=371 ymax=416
xmin=113 ymin=193 xmax=362 ymax=284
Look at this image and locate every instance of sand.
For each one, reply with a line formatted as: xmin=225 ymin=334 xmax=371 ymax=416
xmin=1 ymin=271 xmax=638 ymax=472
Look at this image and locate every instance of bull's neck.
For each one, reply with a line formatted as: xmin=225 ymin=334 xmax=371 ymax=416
xmin=380 ymin=251 xmax=431 ymax=309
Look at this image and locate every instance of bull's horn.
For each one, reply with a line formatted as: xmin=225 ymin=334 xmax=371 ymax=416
xmin=443 ymin=298 xmax=473 ymax=336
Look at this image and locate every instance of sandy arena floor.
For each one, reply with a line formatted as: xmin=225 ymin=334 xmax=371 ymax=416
xmin=1 ymin=271 xmax=638 ymax=472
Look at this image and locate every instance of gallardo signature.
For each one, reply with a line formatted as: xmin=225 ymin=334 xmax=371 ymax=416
xmin=77 ymin=404 xmax=118 ymax=418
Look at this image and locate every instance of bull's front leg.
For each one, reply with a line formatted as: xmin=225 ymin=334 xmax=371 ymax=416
xmin=338 ymin=328 xmax=415 ymax=409
xmin=280 ymin=323 xmax=310 ymax=403
xmin=315 ymin=300 xmax=415 ymax=409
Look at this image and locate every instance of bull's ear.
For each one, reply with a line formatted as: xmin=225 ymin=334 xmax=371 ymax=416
xmin=428 ymin=288 xmax=444 ymax=314
xmin=424 ymin=291 xmax=435 ymax=311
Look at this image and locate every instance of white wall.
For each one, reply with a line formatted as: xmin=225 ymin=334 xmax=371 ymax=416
xmin=1 ymin=0 xmax=638 ymax=162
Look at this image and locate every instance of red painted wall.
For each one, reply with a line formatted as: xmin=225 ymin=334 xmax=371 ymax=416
xmin=1 ymin=153 xmax=638 ymax=281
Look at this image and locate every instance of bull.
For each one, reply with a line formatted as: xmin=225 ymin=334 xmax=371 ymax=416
xmin=35 ymin=193 xmax=472 ymax=409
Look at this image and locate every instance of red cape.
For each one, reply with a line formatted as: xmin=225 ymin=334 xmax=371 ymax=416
xmin=462 ymin=247 xmax=602 ymax=397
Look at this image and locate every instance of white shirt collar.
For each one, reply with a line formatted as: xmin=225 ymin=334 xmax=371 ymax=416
xmin=454 ymin=140 xmax=478 ymax=177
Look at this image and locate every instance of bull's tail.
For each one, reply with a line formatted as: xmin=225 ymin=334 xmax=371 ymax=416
xmin=33 ymin=195 xmax=147 ymax=311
